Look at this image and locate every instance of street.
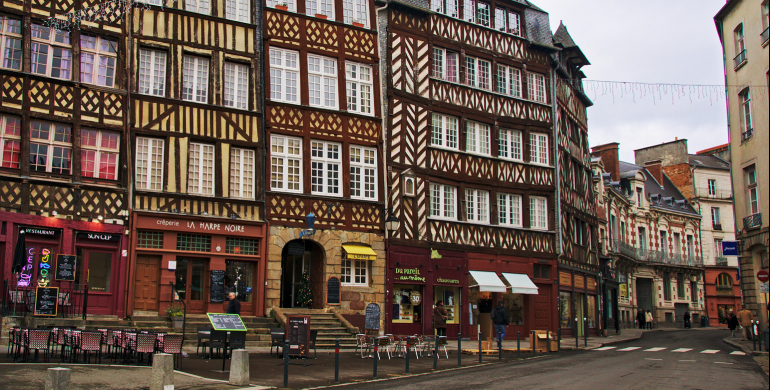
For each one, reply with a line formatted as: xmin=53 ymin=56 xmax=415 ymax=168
xmin=337 ymin=330 xmax=768 ymax=390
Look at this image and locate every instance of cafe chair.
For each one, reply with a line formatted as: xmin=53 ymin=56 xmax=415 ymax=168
xmin=309 ymin=330 xmax=318 ymax=358
xmin=420 ymin=335 xmax=436 ymax=358
xmin=196 ymin=327 xmax=211 ymax=357
xmin=134 ymin=333 xmax=156 ymax=365
xmin=25 ymin=329 xmax=52 ymax=363
xmin=270 ymin=328 xmax=285 ymax=357
xmin=436 ymin=336 xmax=449 ymax=359
xmin=7 ymin=326 xmax=21 ymax=359
xmin=355 ymin=334 xmax=371 ymax=358
xmin=208 ymin=330 xmax=228 ymax=359
xmin=375 ymin=336 xmax=392 ymax=360
xmin=160 ymin=334 xmax=184 ymax=369
xmin=78 ymin=331 xmax=103 ymax=364
xmin=228 ymin=331 xmax=247 ymax=357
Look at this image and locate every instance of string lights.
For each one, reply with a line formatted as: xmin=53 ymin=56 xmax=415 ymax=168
xmin=42 ymin=0 xmax=174 ymax=31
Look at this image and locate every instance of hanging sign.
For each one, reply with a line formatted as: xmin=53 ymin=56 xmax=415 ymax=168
xmin=55 ymin=255 xmax=76 ymax=281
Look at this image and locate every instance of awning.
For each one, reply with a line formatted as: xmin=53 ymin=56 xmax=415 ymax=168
xmin=342 ymin=245 xmax=377 ymax=261
xmin=469 ymin=270 xmax=507 ymax=292
xmin=501 ymin=273 xmax=539 ymax=295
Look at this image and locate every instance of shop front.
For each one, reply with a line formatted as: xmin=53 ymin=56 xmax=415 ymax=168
xmin=127 ymin=213 xmax=267 ymax=317
xmin=559 ymin=269 xmax=600 ymax=337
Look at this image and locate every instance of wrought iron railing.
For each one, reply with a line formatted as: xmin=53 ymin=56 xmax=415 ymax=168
xmin=713 ymin=224 xmax=723 ymax=231
xmin=733 ymin=50 xmax=747 ymax=68
xmin=762 ymin=27 xmax=769 ymax=46
xmin=610 ymin=239 xmax=703 ymax=267
xmin=715 ymin=257 xmax=729 ymax=266
xmin=744 ymin=213 xmax=762 ymax=230
xmin=741 ymin=128 xmax=753 ymax=141
xmin=695 ymin=187 xmax=732 ymax=200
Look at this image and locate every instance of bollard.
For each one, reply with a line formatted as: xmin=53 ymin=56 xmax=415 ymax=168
xmin=283 ymin=340 xmax=290 ymax=388
xmin=373 ymin=344 xmax=379 ymax=379
xmin=229 ymin=349 xmax=250 ymax=386
xmin=433 ymin=336 xmax=438 ymax=370
xmin=151 ymin=353 xmax=174 ymax=390
xmin=517 ymin=331 xmax=521 ymax=359
xmin=405 ymin=339 xmax=411 ymax=374
xmin=584 ymin=318 xmax=588 ymax=347
xmin=575 ymin=318 xmax=579 ymax=348
xmin=46 ymin=368 xmax=71 ymax=390
xmin=457 ymin=333 xmax=462 ymax=367
xmin=558 ymin=327 xmax=562 ymax=352
xmin=531 ymin=331 xmax=536 ymax=357
xmin=498 ymin=333 xmax=502 ymax=361
xmin=546 ymin=329 xmax=550 ymax=354
xmin=478 ymin=332 xmax=483 ymax=363
xmin=754 ymin=322 xmax=761 ymax=352
xmin=334 ymin=339 xmax=340 ymax=384
xmin=752 ymin=321 xmax=757 ymax=351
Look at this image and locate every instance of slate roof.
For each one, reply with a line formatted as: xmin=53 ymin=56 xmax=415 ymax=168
xmin=618 ymin=161 xmax=700 ymax=217
xmin=688 ymin=155 xmax=729 ymax=170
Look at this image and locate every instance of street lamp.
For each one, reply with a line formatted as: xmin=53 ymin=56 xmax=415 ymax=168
xmin=385 ymin=208 xmax=400 ymax=234
xmin=300 ymin=212 xmax=316 ymax=238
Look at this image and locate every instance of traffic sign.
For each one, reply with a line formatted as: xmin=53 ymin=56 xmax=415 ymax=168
xmin=760 ymin=283 xmax=769 ymax=294
xmin=757 ymin=270 xmax=769 ymax=283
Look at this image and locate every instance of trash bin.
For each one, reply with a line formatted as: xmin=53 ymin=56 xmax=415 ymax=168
xmin=700 ymin=316 xmax=708 ymax=328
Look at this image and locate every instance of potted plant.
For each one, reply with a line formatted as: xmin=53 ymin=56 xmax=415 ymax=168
xmin=352 ymin=19 xmax=365 ymax=27
xmin=275 ymin=2 xmax=289 ymax=11
xmin=315 ymin=13 xmax=327 ymax=19
xmin=165 ymin=303 xmax=184 ymax=328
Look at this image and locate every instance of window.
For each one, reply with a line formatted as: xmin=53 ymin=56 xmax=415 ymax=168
xmin=734 ymin=24 xmax=746 ymax=59
xmin=493 ymin=7 xmax=521 ymax=36
xmin=676 ymin=274 xmax=686 ymax=299
xmin=637 ymin=227 xmax=646 ymax=250
xmin=663 ymin=272 xmax=671 ymax=301
xmin=708 ymin=179 xmax=717 ymax=196
xmin=430 ymin=183 xmax=457 ymax=220
xmin=432 ymin=47 xmax=459 ymax=83
xmin=31 ymin=24 xmax=72 ymax=79
xmin=138 ymin=48 xmax=166 ymax=96
xmin=527 ymin=72 xmax=547 ymax=103
xmin=529 ymin=196 xmax=547 ymax=230
xmin=310 ymin=140 xmax=341 ymax=196
xmin=267 ymin=0 xmax=296 ymax=12
xmin=497 ymin=64 xmax=522 ymax=97
xmin=80 ymin=35 xmax=117 ymax=87
xmin=574 ymin=218 xmax=584 ymax=246
xmin=465 ymin=121 xmax=490 ymax=155
xmin=711 ymin=207 xmax=721 ymax=229
xmin=431 ymin=113 xmax=459 ymax=150
xmin=176 ymin=234 xmax=211 ymax=252
xmin=270 ymin=135 xmax=302 ymax=192
xmin=498 ymin=129 xmax=522 ymax=161
xmin=463 ymin=0 xmax=476 ymax=23
xmin=308 ymin=54 xmax=337 ymax=108
xmin=269 ymin=48 xmax=299 ymax=103
xmin=508 ymin=10 xmax=521 ymax=36
xmin=432 ymin=0 xmax=458 ymax=17
xmin=636 ymin=187 xmax=643 ymax=206
xmin=226 ymin=239 xmax=259 ymax=255
xmin=182 ymin=55 xmax=210 ymax=103
xmin=673 ymin=232 xmax=681 ymax=255
xmin=343 ymin=0 xmax=369 ymax=26
xmin=224 ymin=62 xmax=248 ymax=109
xmin=30 ymin=121 xmax=72 ymax=174
xmin=476 ymin=2 xmax=490 ymax=27
xmin=225 ymin=0 xmax=249 ymax=22
xmin=533 ymin=264 xmax=550 ymax=279
xmin=341 ymin=259 xmax=368 ymax=285
xmin=530 ymin=132 xmax=549 ymax=165
xmin=465 ymin=189 xmax=489 ymax=223
xmin=346 ymin=62 xmax=373 ymax=115
xmin=230 ymin=148 xmax=254 ymax=199
xmin=0 ymin=15 xmax=22 ymax=70
xmin=715 ymin=239 xmax=723 ymax=258
xmin=187 ymin=143 xmax=215 ymax=196
xmin=686 ymin=235 xmax=694 ymax=259
xmin=746 ymin=166 xmax=759 ymax=214
xmin=81 ymin=129 xmax=119 ymax=180
xmin=0 ymin=115 xmax=20 ymax=169
xmin=307 ymin=0 xmax=334 ymax=18
xmin=350 ymin=145 xmax=377 ymax=200
xmin=739 ymin=88 xmax=752 ymax=137
xmin=465 ymin=56 xmax=491 ymax=90
xmin=135 ymin=137 xmax=164 ymax=191
xmin=660 ymin=231 xmax=667 ymax=254
xmin=498 ymin=193 xmax=522 ymax=227
xmin=463 ymin=0 xmax=490 ymax=27
xmin=137 ymin=231 xmax=164 ymax=248
xmin=225 ymin=260 xmax=254 ymax=302
xmin=185 ymin=0 xmax=210 ymax=14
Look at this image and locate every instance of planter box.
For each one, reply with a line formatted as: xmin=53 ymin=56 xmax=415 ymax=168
xmin=276 ymin=5 xmax=288 ymax=10
xmin=315 ymin=14 xmax=327 ymax=19
xmin=352 ymin=22 xmax=364 ymax=27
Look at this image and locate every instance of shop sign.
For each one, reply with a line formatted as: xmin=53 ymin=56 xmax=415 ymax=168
xmin=38 ymin=248 xmax=53 ymax=284
xmin=436 ymin=277 xmax=460 ymax=284
xmin=587 ymin=278 xmax=597 ymax=291
xmin=395 ymin=267 xmax=425 ymax=282
xmin=77 ymin=232 xmax=121 ymax=241
xmin=559 ymin=272 xmax=572 ymax=287
xmin=409 ymin=290 xmax=422 ymax=305
xmin=574 ymin=276 xmax=585 ymax=289
xmin=619 ymin=283 xmax=628 ymax=298
xmin=154 ymin=218 xmax=249 ymax=234
xmin=18 ymin=247 xmax=36 ymax=287
xmin=24 ymin=228 xmax=60 ymax=237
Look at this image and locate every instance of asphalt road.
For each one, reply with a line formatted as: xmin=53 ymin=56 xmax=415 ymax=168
xmin=336 ymin=330 xmax=768 ymax=390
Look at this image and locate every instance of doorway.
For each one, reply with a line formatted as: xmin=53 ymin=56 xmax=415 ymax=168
xmin=174 ymin=258 xmax=207 ymax=313
xmin=280 ymin=240 xmax=324 ymax=308
xmin=575 ymin=293 xmax=585 ymax=337
xmin=636 ymin=278 xmax=654 ymax=311
xmin=134 ymin=255 xmax=161 ymax=312
xmin=74 ymin=249 xmax=117 ymax=315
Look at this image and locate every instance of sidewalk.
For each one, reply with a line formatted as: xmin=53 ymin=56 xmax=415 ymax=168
xmin=722 ymin=332 xmax=769 ymax=356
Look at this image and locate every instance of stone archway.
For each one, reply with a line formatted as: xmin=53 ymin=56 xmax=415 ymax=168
xmin=280 ymin=239 xmax=326 ymax=308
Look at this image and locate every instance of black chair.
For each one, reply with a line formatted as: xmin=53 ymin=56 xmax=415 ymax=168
xmin=228 ymin=331 xmax=247 ymax=356
xmin=270 ymin=329 xmax=285 ymax=357
xmin=196 ymin=327 xmax=210 ymax=357
xmin=309 ymin=329 xmax=318 ymax=358
xmin=208 ymin=330 xmax=227 ymax=359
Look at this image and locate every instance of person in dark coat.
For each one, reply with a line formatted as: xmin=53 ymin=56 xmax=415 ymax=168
xmin=433 ymin=300 xmax=448 ymax=337
xmin=227 ymin=292 xmax=241 ymax=315
xmin=491 ymin=302 xmax=509 ymax=348
xmin=636 ymin=309 xmax=646 ymax=329
xmin=683 ymin=312 xmax=691 ymax=329
xmin=727 ymin=311 xmax=739 ymax=337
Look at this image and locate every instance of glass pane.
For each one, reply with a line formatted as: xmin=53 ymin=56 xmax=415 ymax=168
xmin=225 ymin=260 xmax=254 ymax=303
xmin=175 ymin=259 xmax=188 ymax=301
xmin=74 ymin=247 xmax=84 ymax=288
xmin=190 ymin=260 xmax=205 ymax=301
xmin=88 ymin=252 xmax=112 ymax=292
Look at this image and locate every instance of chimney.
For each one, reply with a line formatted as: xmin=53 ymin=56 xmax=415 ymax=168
xmin=644 ymin=160 xmax=664 ymax=188
xmin=591 ymin=143 xmax=620 ymax=181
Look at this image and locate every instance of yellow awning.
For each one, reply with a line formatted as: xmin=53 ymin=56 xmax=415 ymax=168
xmin=342 ymin=245 xmax=377 ymax=261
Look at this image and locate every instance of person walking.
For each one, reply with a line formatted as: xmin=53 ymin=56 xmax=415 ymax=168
xmin=727 ymin=311 xmax=739 ymax=337
xmin=491 ymin=302 xmax=509 ymax=348
xmin=433 ymin=300 xmax=448 ymax=337
xmin=683 ymin=311 xmax=691 ymax=329
xmin=636 ymin=309 xmax=646 ymax=330
xmin=645 ymin=310 xmax=654 ymax=329
xmin=738 ymin=307 xmax=754 ymax=340
xmin=227 ymin=292 xmax=241 ymax=315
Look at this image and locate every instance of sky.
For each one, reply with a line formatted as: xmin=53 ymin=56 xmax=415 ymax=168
xmin=532 ymin=0 xmax=730 ymax=163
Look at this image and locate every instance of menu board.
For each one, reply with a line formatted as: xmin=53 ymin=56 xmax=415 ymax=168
xmin=207 ymin=313 xmax=247 ymax=331
xmin=326 ymin=277 xmax=340 ymax=305
xmin=286 ymin=315 xmax=311 ymax=357
xmin=34 ymin=287 xmax=58 ymax=317
xmin=365 ymin=303 xmax=380 ymax=330
xmin=210 ymin=270 xmax=225 ymax=303
xmin=55 ymin=255 xmax=76 ymax=281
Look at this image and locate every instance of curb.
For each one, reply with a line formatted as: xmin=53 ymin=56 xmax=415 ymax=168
xmin=723 ymin=337 xmax=770 ymax=356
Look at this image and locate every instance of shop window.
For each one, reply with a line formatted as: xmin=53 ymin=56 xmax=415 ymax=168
xmin=226 ymin=237 xmax=259 ymax=255
xmin=717 ymin=304 xmax=734 ymax=324
xmin=468 ymin=286 xmax=493 ymax=326
xmin=501 ymin=292 xmax=524 ymax=326
xmin=434 ymin=286 xmax=460 ymax=324
xmin=75 ymin=249 xmax=112 ymax=292
xmin=137 ymin=230 xmax=163 ymax=248
xmin=341 ymin=259 xmax=368 ymax=286
xmin=176 ymin=234 xmax=211 ymax=252
xmin=559 ymin=291 xmax=571 ymax=328
xmin=225 ymin=260 xmax=253 ymax=303
xmin=586 ymin=295 xmax=596 ymax=328
xmin=533 ymin=264 xmax=550 ymax=279
xmin=393 ymin=284 xmax=423 ymax=324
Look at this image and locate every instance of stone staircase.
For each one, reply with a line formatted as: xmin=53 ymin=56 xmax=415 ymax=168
xmin=275 ymin=308 xmax=358 ymax=350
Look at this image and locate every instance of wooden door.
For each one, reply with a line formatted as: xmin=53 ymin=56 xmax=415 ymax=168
xmin=533 ymin=288 xmax=551 ymax=331
xmin=134 ymin=255 xmax=161 ymax=312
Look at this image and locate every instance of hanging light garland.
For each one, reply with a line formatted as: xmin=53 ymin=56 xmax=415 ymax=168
xmin=42 ymin=0 xmax=174 ymax=31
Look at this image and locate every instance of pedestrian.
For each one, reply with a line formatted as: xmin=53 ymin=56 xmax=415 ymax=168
xmin=683 ymin=311 xmax=691 ymax=329
xmin=727 ymin=311 xmax=739 ymax=337
xmin=491 ymin=301 xmax=509 ymax=348
xmin=636 ymin=309 xmax=646 ymax=330
xmin=645 ymin=310 xmax=654 ymax=329
xmin=737 ymin=307 xmax=753 ymax=340
xmin=227 ymin=292 xmax=241 ymax=315
xmin=433 ymin=300 xmax=448 ymax=337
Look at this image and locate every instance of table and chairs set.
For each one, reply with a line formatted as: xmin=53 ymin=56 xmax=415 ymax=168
xmin=355 ymin=334 xmax=449 ymax=360
xmin=195 ymin=327 xmax=248 ymax=360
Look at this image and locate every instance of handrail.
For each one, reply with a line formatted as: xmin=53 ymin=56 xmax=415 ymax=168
xmin=168 ymin=282 xmax=187 ymax=344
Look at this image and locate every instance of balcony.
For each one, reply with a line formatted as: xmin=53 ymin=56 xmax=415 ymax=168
xmin=696 ymin=187 xmax=732 ymax=200
xmin=743 ymin=213 xmax=762 ymax=230
xmin=741 ymin=128 xmax=753 ymax=141
xmin=715 ymin=257 xmax=729 ymax=266
xmin=610 ymin=239 xmax=704 ymax=267
xmin=716 ymin=285 xmax=734 ymax=296
xmin=713 ymin=224 xmax=722 ymax=231
xmin=733 ymin=50 xmax=747 ymax=69
xmin=762 ymin=27 xmax=769 ymax=46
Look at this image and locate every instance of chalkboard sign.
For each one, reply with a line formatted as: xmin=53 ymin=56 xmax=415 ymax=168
xmin=327 ymin=277 xmax=340 ymax=305
xmin=287 ymin=241 xmax=305 ymax=256
xmin=207 ymin=313 xmax=247 ymax=331
xmin=286 ymin=315 xmax=311 ymax=357
xmin=365 ymin=303 xmax=380 ymax=331
xmin=34 ymin=287 xmax=58 ymax=317
xmin=210 ymin=270 xmax=225 ymax=303
xmin=55 ymin=254 xmax=76 ymax=281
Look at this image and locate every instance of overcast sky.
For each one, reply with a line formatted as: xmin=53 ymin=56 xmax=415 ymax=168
xmin=532 ymin=0 xmax=729 ymax=163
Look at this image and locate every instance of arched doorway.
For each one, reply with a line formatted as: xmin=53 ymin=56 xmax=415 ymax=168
xmin=280 ymin=239 xmax=325 ymax=309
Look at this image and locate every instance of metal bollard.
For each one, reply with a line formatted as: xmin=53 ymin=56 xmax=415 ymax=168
xmin=433 ymin=336 xmax=438 ymax=370
xmin=457 ymin=333 xmax=462 ymax=367
xmin=373 ymin=344 xmax=379 ymax=379
xmin=283 ymin=340 xmax=290 ymax=388
xmin=334 ymin=339 xmax=340 ymax=384
xmin=575 ymin=318 xmax=579 ymax=348
xmin=498 ymin=333 xmax=502 ymax=361
xmin=584 ymin=318 xmax=588 ymax=347
xmin=478 ymin=332 xmax=483 ymax=363
xmin=558 ymin=327 xmax=562 ymax=352
xmin=531 ymin=331 xmax=536 ymax=357
xmin=752 ymin=321 xmax=757 ymax=351
xmin=517 ymin=331 xmax=521 ymax=359
xmin=405 ymin=339 xmax=411 ymax=374
xmin=546 ymin=329 xmax=550 ymax=354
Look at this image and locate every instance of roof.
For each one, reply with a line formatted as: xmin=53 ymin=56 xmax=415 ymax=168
xmin=618 ymin=161 xmax=700 ymax=217
xmin=688 ymin=155 xmax=729 ymax=170
xmin=696 ymin=143 xmax=728 ymax=155
xmin=553 ymin=22 xmax=590 ymax=65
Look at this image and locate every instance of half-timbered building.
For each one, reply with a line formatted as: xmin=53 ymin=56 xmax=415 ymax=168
xmin=380 ymin=0 xmax=559 ymax=339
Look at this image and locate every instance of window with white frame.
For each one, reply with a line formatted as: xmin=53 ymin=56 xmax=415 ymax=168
xmin=350 ymin=145 xmax=377 ymax=200
xmin=341 ymin=259 xmax=368 ymax=285
xmin=432 ymin=47 xmax=459 ymax=83
xmin=343 ymin=0 xmax=369 ymax=26
xmin=465 ymin=121 xmax=490 ymax=155
xmin=734 ymin=24 xmax=745 ymax=58
xmin=0 ymin=15 xmax=22 ymax=70
xmin=739 ymin=88 xmax=752 ymax=136
xmin=187 ymin=143 xmax=215 ymax=196
xmin=498 ymin=128 xmax=522 ymax=161
xmin=138 ymin=48 xmax=166 ymax=96
xmin=30 ymin=121 xmax=71 ymax=174
xmin=185 ymin=0 xmax=211 ymax=14
xmin=529 ymin=196 xmax=547 ymax=229
xmin=746 ymin=166 xmax=760 ymax=215
xmin=308 ymin=54 xmax=337 ymax=109
xmin=269 ymin=48 xmax=299 ymax=103
xmin=500 ymin=9 xmax=521 ymax=36
xmin=267 ymin=0 xmax=296 ymax=11
xmin=80 ymin=35 xmax=117 ymax=87
xmin=708 ymin=179 xmax=717 ymax=196
xmin=182 ymin=55 xmax=209 ymax=103
xmin=527 ymin=72 xmax=547 ymax=103
xmin=310 ymin=140 xmax=341 ymax=196
xmin=430 ymin=183 xmax=457 ymax=220
xmin=431 ymin=113 xmax=459 ymax=150
xmin=224 ymin=62 xmax=248 ymax=109
xmin=497 ymin=64 xmax=521 ymax=97
xmin=225 ymin=0 xmax=250 ymax=23
xmin=431 ymin=0 xmax=458 ymax=17
xmin=271 ymin=135 xmax=302 ymax=192
xmin=0 ymin=114 xmax=21 ymax=169
xmin=306 ymin=0 xmax=334 ymax=18
xmin=463 ymin=0 xmax=490 ymax=26
xmin=465 ymin=56 xmax=490 ymax=90
xmin=530 ymin=132 xmax=549 ymax=165
xmin=714 ymin=239 xmax=723 ymax=258
xmin=465 ymin=188 xmax=489 ymax=223
xmin=711 ymin=207 xmax=721 ymax=228
xmin=135 ymin=137 xmax=164 ymax=191
xmin=498 ymin=193 xmax=522 ymax=227
xmin=346 ymin=62 xmax=373 ymax=115
xmin=31 ymin=24 xmax=72 ymax=79
xmin=81 ymin=129 xmax=119 ymax=180
xmin=230 ymin=147 xmax=254 ymax=199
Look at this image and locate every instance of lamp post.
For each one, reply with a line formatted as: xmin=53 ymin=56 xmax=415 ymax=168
xmin=385 ymin=209 xmax=400 ymax=237
xmin=384 ymin=208 xmax=399 ymax=335
xmin=300 ymin=212 xmax=316 ymax=238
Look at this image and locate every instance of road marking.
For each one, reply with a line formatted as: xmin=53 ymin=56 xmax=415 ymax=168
xmin=714 ymin=362 xmax=733 ymax=365
xmin=671 ymin=348 xmax=693 ymax=353
xmin=645 ymin=358 xmax=663 ymax=361
xmin=700 ymin=350 xmax=720 ymax=354
xmin=644 ymin=347 xmax=667 ymax=352
xmin=617 ymin=347 xmax=641 ymax=351
xmin=678 ymin=360 xmax=696 ymax=362
xmin=730 ymin=351 xmax=746 ymax=355
xmin=593 ymin=346 xmax=617 ymax=351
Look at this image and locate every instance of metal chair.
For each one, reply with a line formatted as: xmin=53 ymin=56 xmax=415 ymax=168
xmin=160 ymin=334 xmax=184 ymax=369
xmin=228 ymin=331 xmax=247 ymax=357
xmin=196 ymin=327 xmax=210 ymax=356
xmin=134 ymin=333 xmax=156 ymax=365
xmin=270 ymin=329 xmax=285 ymax=357
xmin=420 ymin=335 xmax=436 ymax=357
xmin=436 ymin=336 xmax=449 ymax=359
xmin=78 ymin=331 xmax=103 ymax=364
xmin=208 ymin=330 xmax=228 ymax=359
xmin=24 ymin=329 xmax=51 ymax=363
xmin=308 ymin=329 xmax=318 ymax=358
xmin=355 ymin=334 xmax=371 ymax=358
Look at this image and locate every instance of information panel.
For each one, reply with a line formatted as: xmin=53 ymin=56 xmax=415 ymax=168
xmin=286 ymin=315 xmax=311 ymax=357
xmin=327 ymin=277 xmax=340 ymax=305
xmin=365 ymin=303 xmax=380 ymax=331
xmin=34 ymin=287 xmax=58 ymax=317
xmin=55 ymin=255 xmax=76 ymax=281
xmin=210 ymin=270 xmax=225 ymax=303
xmin=207 ymin=313 xmax=247 ymax=331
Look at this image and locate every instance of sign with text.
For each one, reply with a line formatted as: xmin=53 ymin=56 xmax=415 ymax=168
xmin=326 ymin=277 xmax=340 ymax=305
xmin=587 ymin=278 xmax=597 ymax=291
xmin=619 ymin=283 xmax=628 ymax=298
xmin=757 ymin=270 xmax=769 ymax=283
xmin=722 ymin=241 xmax=739 ymax=256
xmin=55 ymin=255 xmax=76 ymax=281
xmin=559 ymin=272 xmax=572 ymax=287
xmin=207 ymin=313 xmax=247 ymax=331
xmin=286 ymin=315 xmax=311 ymax=357
xmin=34 ymin=287 xmax=58 ymax=317
xmin=76 ymin=232 xmax=121 ymax=241
xmin=394 ymin=267 xmax=425 ymax=283
xmin=210 ymin=270 xmax=225 ymax=303
xmin=365 ymin=303 xmax=380 ymax=331
xmin=759 ymin=283 xmax=769 ymax=294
